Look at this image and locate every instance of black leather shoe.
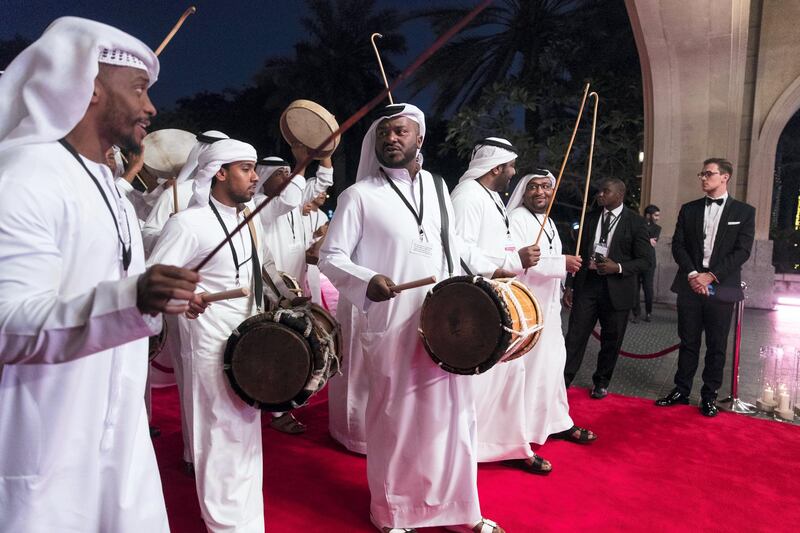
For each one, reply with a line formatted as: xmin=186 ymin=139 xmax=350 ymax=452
xmin=590 ymin=386 xmax=608 ymax=399
xmin=700 ymin=398 xmax=718 ymax=417
xmin=629 ymin=315 xmax=639 ymax=324
xmin=644 ymin=313 xmax=652 ymax=322
xmin=655 ymin=388 xmax=690 ymax=406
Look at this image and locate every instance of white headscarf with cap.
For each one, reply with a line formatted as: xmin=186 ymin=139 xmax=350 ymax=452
xmin=506 ymin=168 xmax=556 ymax=212
xmin=356 ymin=103 xmax=426 ymax=182
xmin=255 ymin=156 xmax=290 ymax=193
xmin=190 ymin=139 xmax=258 ymax=207
xmin=457 ymin=137 xmax=517 ymax=183
xmin=0 ymin=16 xmax=159 ymax=153
xmin=175 ymin=130 xmax=229 ymax=184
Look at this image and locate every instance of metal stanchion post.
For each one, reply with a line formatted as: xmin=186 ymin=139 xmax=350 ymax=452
xmin=720 ymin=282 xmax=756 ymax=414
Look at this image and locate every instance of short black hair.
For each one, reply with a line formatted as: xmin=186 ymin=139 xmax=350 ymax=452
xmin=703 ymin=157 xmax=733 ymax=176
xmin=644 ymin=204 xmax=660 ymax=215
xmin=602 ymin=177 xmax=626 ymax=194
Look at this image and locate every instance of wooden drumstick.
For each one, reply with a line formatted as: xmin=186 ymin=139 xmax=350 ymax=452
xmin=118 ymin=152 xmax=148 ymax=191
xmin=534 ymin=82 xmax=591 ymax=246
xmin=574 ymin=92 xmax=599 ymax=254
xmin=201 ymin=287 xmax=250 ymax=303
xmin=370 ymin=33 xmax=394 ymax=104
xmin=391 ymin=276 xmax=437 ymax=293
xmin=154 ymin=6 xmax=197 ymax=57
xmin=172 ymin=179 xmax=179 ymax=214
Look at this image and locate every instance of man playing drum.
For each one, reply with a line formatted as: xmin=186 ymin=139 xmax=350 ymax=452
xmin=148 ymin=138 xmax=293 ymax=532
xmin=506 ymin=170 xmax=597 ymax=470
xmin=450 ymin=138 xmax=550 ymax=474
xmin=319 ymin=103 xmax=506 ymax=533
xmin=0 ymin=17 xmax=201 ymax=531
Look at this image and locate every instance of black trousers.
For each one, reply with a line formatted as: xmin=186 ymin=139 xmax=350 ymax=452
xmin=564 ymin=272 xmax=630 ymax=388
xmin=633 ymin=265 xmax=655 ymax=316
xmin=674 ymin=290 xmax=735 ymax=400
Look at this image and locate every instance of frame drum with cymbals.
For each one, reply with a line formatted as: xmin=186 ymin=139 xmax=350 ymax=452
xmin=279 ymin=99 xmax=340 ymax=159
xmin=142 ymin=128 xmax=196 ymax=180
xmin=419 ymin=275 xmax=543 ymax=375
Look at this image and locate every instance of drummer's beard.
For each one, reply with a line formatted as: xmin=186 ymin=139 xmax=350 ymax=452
xmin=376 ymin=143 xmax=417 ymax=169
xmin=101 ymin=91 xmax=145 ymax=156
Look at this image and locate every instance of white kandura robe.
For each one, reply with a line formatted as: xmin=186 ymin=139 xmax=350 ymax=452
xmin=319 ymin=167 xmax=496 ymax=528
xmin=116 ymin=177 xmax=168 ymax=225
xmin=148 ymin=196 xmax=267 ymax=533
xmin=262 ymin=168 xmax=332 ymax=296
xmin=450 ymin=178 xmax=532 ymax=463
xmin=0 ymin=142 xmax=168 ymax=532
xmin=509 ymin=207 xmax=574 ymax=443
xmin=141 ymin=180 xmax=193 ymax=255
xmin=303 ymin=208 xmax=329 ymax=304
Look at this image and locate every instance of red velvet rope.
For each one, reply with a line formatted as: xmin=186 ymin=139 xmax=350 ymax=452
xmin=590 ymin=329 xmax=680 ymax=359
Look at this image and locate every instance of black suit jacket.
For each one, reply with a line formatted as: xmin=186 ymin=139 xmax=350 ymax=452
xmin=670 ymin=196 xmax=755 ymax=302
xmin=572 ymin=207 xmax=653 ymax=310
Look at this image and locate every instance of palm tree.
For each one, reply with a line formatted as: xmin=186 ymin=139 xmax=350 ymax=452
xmin=254 ymin=0 xmax=406 ymax=193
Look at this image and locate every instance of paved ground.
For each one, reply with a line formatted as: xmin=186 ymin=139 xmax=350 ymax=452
xmin=565 ymin=300 xmax=800 ymax=425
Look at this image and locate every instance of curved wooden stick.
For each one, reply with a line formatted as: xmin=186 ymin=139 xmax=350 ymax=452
xmin=391 ymin=276 xmax=437 ymax=293
xmin=201 ymin=287 xmax=250 ymax=303
xmin=154 ymin=6 xmax=197 ymax=57
xmin=370 ymin=33 xmax=394 ymax=105
xmin=193 ymin=0 xmax=493 ymax=273
xmin=534 ymin=82 xmax=591 ymax=246
xmin=574 ymin=92 xmax=599 ymax=254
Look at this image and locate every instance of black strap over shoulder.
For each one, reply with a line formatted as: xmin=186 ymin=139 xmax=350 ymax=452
xmin=431 ymin=173 xmax=454 ymax=277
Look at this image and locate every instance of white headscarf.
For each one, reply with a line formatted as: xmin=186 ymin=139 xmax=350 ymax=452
xmin=506 ymin=168 xmax=556 ymax=212
xmin=175 ymin=130 xmax=229 ymax=184
xmin=190 ymin=139 xmax=258 ymax=207
xmin=0 ymin=17 xmax=159 ymax=153
xmin=457 ymin=137 xmax=517 ymax=183
xmin=356 ymin=103 xmax=426 ymax=182
xmin=255 ymin=156 xmax=290 ymax=193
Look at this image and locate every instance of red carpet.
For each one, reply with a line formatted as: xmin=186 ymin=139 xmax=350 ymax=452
xmin=151 ymin=386 xmax=800 ymax=532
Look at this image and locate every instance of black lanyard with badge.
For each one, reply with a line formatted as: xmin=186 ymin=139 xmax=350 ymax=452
xmin=533 ymin=213 xmax=556 ymax=251
xmin=209 ymin=201 xmax=263 ymax=310
xmin=59 ymin=139 xmax=132 ymax=272
xmin=477 ymin=181 xmax=511 ymax=237
xmin=380 ymin=169 xmax=434 ymax=258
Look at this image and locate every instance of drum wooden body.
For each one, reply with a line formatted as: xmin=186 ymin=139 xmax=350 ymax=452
xmin=142 ymin=128 xmax=196 ymax=180
xmin=419 ymin=276 xmax=543 ymax=375
xmin=223 ymin=305 xmax=341 ymax=411
xmin=279 ymin=99 xmax=340 ymax=158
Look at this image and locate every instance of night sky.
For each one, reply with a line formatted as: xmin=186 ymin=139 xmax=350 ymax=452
xmin=2 ymin=0 xmax=466 ymax=108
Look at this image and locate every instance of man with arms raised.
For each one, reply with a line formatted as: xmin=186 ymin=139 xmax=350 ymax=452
xmin=320 ymin=104 xmax=505 ymax=533
xmin=0 ymin=17 xmax=200 ymax=531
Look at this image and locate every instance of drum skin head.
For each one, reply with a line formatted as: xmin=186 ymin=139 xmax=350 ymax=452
xmin=279 ymin=99 xmax=340 ymax=157
xmin=142 ymin=128 xmax=196 ymax=179
xmin=419 ymin=276 xmax=511 ymax=375
xmin=226 ymin=321 xmax=312 ymax=407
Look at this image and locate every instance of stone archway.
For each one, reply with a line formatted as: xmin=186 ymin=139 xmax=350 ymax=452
xmin=747 ymin=74 xmax=800 ymax=239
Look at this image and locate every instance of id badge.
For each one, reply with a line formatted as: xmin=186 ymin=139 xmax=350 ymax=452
xmin=593 ymin=243 xmax=608 ymax=257
xmin=410 ymin=239 xmax=434 ymax=258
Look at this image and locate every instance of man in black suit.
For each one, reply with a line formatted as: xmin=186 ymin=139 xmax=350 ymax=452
xmin=563 ymin=178 xmax=652 ymax=398
xmin=631 ymin=204 xmax=662 ymax=323
xmin=656 ymin=158 xmax=755 ymax=417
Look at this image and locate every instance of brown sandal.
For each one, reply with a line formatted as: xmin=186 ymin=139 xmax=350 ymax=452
xmin=269 ymin=412 xmax=307 ymax=434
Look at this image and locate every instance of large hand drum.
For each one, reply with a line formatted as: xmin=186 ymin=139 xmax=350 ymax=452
xmin=142 ymin=128 xmax=196 ymax=180
xmin=280 ymin=99 xmax=340 ymax=159
xmin=223 ymin=305 xmax=341 ymax=411
xmin=419 ymin=276 xmax=543 ymax=375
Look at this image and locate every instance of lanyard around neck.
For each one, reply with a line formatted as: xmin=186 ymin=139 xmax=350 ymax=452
xmin=532 ymin=212 xmax=555 ymax=249
xmin=381 ymin=168 xmax=425 ymax=238
xmin=59 ymin=139 xmax=131 ymax=271
xmin=209 ymin=200 xmax=253 ymax=284
xmin=477 ymin=181 xmax=510 ymax=235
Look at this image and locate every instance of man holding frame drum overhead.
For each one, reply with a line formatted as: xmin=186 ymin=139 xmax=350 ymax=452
xmin=320 ymin=103 xmax=506 ymax=533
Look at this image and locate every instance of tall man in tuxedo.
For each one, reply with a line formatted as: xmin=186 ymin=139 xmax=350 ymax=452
xmin=563 ymin=178 xmax=652 ymax=398
xmin=656 ymin=158 xmax=755 ymax=417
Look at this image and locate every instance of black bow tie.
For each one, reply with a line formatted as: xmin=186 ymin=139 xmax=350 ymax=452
xmin=705 ymin=197 xmax=724 ymax=206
